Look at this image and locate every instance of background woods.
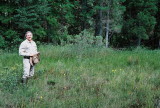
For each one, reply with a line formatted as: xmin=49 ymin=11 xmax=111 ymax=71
xmin=0 ymin=0 xmax=159 ymax=49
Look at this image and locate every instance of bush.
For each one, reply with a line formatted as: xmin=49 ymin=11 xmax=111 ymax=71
xmin=66 ymin=30 xmax=104 ymax=47
xmin=95 ymin=36 xmax=103 ymax=46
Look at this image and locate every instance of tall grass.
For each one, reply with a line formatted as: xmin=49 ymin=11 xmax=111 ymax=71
xmin=0 ymin=45 xmax=160 ymax=108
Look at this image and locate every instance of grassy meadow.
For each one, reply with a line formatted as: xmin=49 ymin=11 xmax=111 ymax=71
xmin=0 ymin=45 xmax=160 ymax=108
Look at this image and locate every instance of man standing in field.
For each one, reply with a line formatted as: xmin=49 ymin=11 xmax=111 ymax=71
xmin=19 ymin=31 xmax=38 ymax=84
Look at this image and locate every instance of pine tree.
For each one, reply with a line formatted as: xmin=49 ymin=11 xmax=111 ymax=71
xmin=95 ymin=0 xmax=103 ymax=36
xmin=122 ymin=0 xmax=157 ymax=47
xmin=154 ymin=0 xmax=160 ymax=48
xmin=13 ymin=0 xmax=51 ymax=41
xmin=0 ymin=0 xmax=20 ymax=49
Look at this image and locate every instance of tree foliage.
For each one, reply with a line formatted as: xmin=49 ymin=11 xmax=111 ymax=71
xmin=0 ymin=0 xmax=160 ymax=49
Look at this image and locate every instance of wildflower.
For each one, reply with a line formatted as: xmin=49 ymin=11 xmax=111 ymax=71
xmin=40 ymin=96 xmax=43 ymax=99
xmin=112 ymin=69 xmax=117 ymax=72
xmin=11 ymin=67 xmax=16 ymax=70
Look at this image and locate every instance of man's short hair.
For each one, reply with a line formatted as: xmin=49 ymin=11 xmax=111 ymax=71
xmin=25 ymin=31 xmax=33 ymax=37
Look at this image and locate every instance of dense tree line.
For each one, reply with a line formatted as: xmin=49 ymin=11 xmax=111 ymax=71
xmin=0 ymin=0 xmax=159 ymax=49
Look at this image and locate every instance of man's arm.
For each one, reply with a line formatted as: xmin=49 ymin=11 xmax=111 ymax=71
xmin=34 ymin=41 xmax=38 ymax=53
xmin=19 ymin=43 xmax=30 ymax=56
xmin=33 ymin=41 xmax=39 ymax=55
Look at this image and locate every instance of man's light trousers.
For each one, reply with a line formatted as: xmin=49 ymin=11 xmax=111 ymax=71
xmin=23 ymin=58 xmax=34 ymax=78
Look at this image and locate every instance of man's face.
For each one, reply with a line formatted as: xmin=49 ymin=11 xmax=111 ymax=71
xmin=26 ymin=33 xmax=33 ymax=41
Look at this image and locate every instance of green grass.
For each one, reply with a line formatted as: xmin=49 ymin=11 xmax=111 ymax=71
xmin=0 ymin=45 xmax=160 ymax=108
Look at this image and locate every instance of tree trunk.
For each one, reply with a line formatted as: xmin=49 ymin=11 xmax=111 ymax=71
xmin=95 ymin=0 xmax=103 ymax=36
xmin=137 ymin=37 xmax=141 ymax=46
xmin=81 ymin=0 xmax=87 ymax=30
xmin=106 ymin=1 xmax=110 ymax=48
xmin=158 ymin=38 xmax=160 ymax=48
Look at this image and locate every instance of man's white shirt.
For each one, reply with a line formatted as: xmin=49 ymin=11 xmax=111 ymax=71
xmin=19 ymin=39 xmax=37 ymax=56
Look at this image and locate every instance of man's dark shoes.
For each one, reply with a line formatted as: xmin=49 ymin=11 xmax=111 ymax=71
xmin=22 ymin=78 xmax=28 ymax=84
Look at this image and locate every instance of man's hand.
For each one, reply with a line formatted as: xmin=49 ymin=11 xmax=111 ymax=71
xmin=30 ymin=52 xmax=40 ymax=57
xmin=30 ymin=54 xmax=34 ymax=57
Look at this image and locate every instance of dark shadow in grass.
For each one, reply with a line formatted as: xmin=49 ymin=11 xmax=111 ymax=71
xmin=47 ymin=80 xmax=56 ymax=91
xmin=47 ymin=80 xmax=56 ymax=86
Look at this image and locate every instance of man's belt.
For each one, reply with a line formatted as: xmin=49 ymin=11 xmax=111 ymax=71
xmin=24 ymin=56 xmax=30 ymax=59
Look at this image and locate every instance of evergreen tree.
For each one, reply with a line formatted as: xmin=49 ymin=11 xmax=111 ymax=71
xmin=47 ymin=0 xmax=76 ymax=43
xmin=0 ymin=0 xmax=20 ymax=49
xmin=13 ymin=0 xmax=51 ymax=41
xmin=122 ymin=0 xmax=157 ymax=47
xmin=154 ymin=0 xmax=160 ymax=48
xmin=95 ymin=0 xmax=103 ymax=36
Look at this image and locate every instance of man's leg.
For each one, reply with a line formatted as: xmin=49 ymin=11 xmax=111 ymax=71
xmin=29 ymin=65 xmax=34 ymax=77
xmin=22 ymin=58 xmax=30 ymax=83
